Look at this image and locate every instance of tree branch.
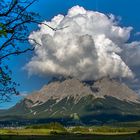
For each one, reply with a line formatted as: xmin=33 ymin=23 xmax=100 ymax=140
xmin=0 ymin=0 xmax=18 ymax=17
xmin=0 ymin=33 xmax=15 ymax=51
xmin=5 ymin=0 xmax=37 ymax=26
xmin=0 ymin=47 xmax=35 ymax=60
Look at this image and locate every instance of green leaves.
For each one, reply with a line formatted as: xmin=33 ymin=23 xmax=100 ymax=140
xmin=0 ymin=23 xmax=7 ymax=37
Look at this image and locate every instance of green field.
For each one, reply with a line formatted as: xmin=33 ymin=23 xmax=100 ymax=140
xmin=0 ymin=127 xmax=137 ymax=136
xmin=0 ymin=122 xmax=140 ymax=140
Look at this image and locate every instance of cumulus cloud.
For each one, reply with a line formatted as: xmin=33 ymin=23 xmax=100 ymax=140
xmin=26 ymin=6 xmax=135 ymax=81
xmin=122 ymin=41 xmax=140 ymax=66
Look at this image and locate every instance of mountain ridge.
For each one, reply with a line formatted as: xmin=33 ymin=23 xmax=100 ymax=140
xmin=1 ymin=77 xmax=140 ymax=125
xmin=26 ymin=77 xmax=140 ymax=107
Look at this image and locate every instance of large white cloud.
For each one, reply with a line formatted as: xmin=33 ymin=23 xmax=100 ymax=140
xmin=122 ymin=41 xmax=140 ymax=66
xmin=26 ymin=6 xmax=135 ymax=81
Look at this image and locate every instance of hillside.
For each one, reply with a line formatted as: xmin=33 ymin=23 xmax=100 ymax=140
xmin=1 ymin=77 xmax=140 ymax=125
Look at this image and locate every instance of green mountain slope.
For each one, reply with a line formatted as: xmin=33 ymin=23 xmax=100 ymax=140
xmin=1 ymin=78 xmax=140 ymax=125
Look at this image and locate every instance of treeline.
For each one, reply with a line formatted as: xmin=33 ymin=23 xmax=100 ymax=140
xmin=25 ymin=122 xmax=66 ymax=132
xmin=25 ymin=122 xmax=140 ymax=134
xmin=71 ymin=126 xmax=138 ymax=133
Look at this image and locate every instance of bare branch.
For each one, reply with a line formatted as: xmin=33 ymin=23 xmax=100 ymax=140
xmin=13 ymin=37 xmax=42 ymax=46
xmin=0 ymin=33 xmax=15 ymax=51
xmin=0 ymin=47 xmax=35 ymax=60
xmin=32 ymin=20 xmax=57 ymax=31
xmin=0 ymin=0 xmax=39 ymax=101
xmin=6 ymin=0 xmax=37 ymax=26
xmin=55 ymin=25 xmax=69 ymax=31
xmin=0 ymin=0 xmax=18 ymax=17
xmin=32 ymin=21 xmax=69 ymax=31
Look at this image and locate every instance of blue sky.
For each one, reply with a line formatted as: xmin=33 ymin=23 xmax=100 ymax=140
xmin=1 ymin=0 xmax=140 ymax=109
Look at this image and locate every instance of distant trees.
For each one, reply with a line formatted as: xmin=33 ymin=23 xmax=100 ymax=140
xmin=0 ymin=0 xmax=39 ymax=102
xmin=26 ymin=122 xmax=67 ymax=132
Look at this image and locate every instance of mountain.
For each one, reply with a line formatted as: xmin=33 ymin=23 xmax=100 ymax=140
xmin=1 ymin=77 xmax=140 ymax=125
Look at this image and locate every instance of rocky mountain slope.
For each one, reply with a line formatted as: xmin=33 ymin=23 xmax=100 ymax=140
xmin=26 ymin=77 xmax=140 ymax=106
xmin=1 ymin=77 xmax=140 ymax=125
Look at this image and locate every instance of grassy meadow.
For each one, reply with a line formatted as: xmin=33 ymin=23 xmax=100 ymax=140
xmin=0 ymin=122 xmax=140 ymax=140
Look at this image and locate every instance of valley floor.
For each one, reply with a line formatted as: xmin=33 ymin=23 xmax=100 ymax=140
xmin=0 ymin=127 xmax=140 ymax=139
xmin=0 ymin=122 xmax=140 ymax=139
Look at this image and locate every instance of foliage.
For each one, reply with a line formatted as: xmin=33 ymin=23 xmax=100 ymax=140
xmin=0 ymin=124 xmax=140 ymax=140
xmin=0 ymin=0 xmax=39 ymax=101
xmin=0 ymin=65 xmax=18 ymax=102
xmin=71 ymin=126 xmax=90 ymax=133
xmin=70 ymin=125 xmax=138 ymax=134
xmin=26 ymin=122 xmax=67 ymax=132
xmin=0 ymin=23 xmax=7 ymax=37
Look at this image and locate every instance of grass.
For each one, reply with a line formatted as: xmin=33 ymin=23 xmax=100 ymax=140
xmin=0 ymin=122 xmax=140 ymax=140
xmin=0 ymin=126 xmax=139 ymax=136
xmin=0 ymin=129 xmax=65 ymax=136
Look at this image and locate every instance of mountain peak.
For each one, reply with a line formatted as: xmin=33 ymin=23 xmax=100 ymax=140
xmin=93 ymin=77 xmax=140 ymax=103
xmin=26 ymin=78 xmax=93 ymax=106
xmin=1 ymin=77 xmax=140 ymax=124
xmin=26 ymin=77 xmax=140 ymax=108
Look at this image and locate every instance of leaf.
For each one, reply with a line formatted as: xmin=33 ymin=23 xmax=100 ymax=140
xmin=0 ymin=29 xmax=7 ymax=37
